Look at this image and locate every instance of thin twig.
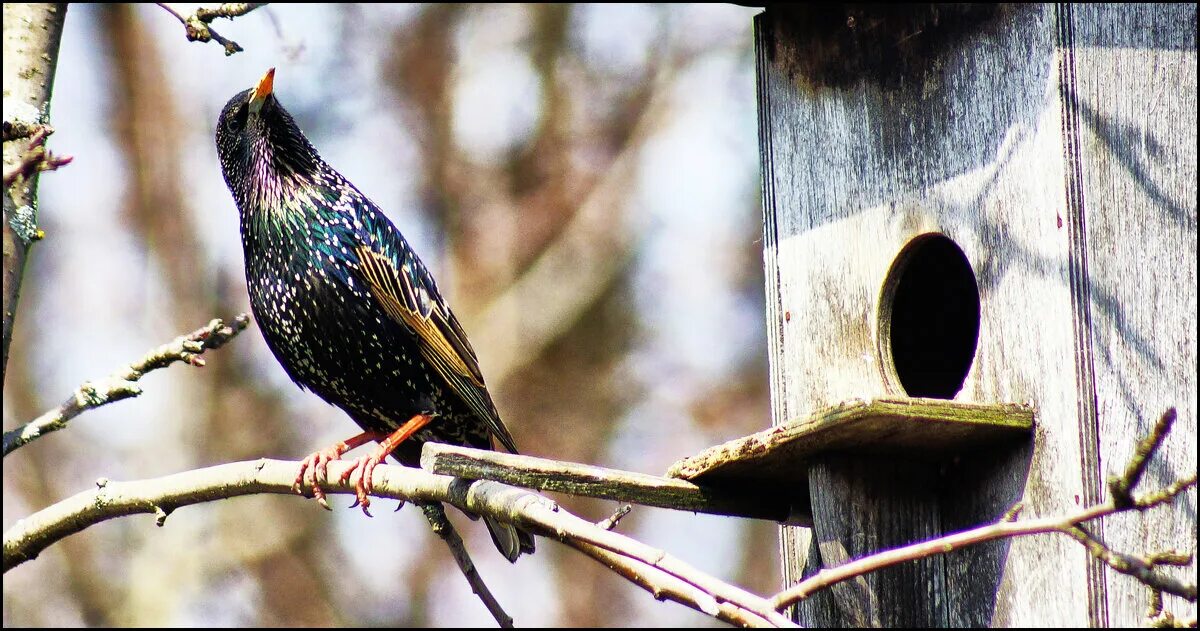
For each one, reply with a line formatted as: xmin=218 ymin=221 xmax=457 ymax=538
xmin=1134 ymin=473 xmax=1198 ymax=509
xmin=1110 ymin=408 xmax=1176 ymax=508
xmin=2 ymin=121 xmax=52 ymax=143
xmin=3 ymin=126 xmax=72 ymax=189
xmin=1147 ymin=587 xmax=1197 ymax=628
xmin=772 ymin=407 xmax=1197 ymax=610
xmin=155 ymin=3 xmax=266 ymax=55
xmin=565 ymin=538 xmax=780 ymax=628
xmin=1066 ymin=525 xmax=1196 ymax=599
xmin=1001 ymin=501 xmax=1023 ymax=522
xmin=459 ymin=480 xmax=798 ymax=627
xmin=2 ymin=314 xmax=251 ymax=456
xmin=419 ymin=502 xmax=513 ymax=628
xmin=597 ymin=505 xmax=632 ymax=531
xmin=2 ymin=458 xmax=795 ymax=627
xmin=193 ymin=3 xmax=266 ymax=22
xmin=772 ymin=484 xmax=1196 ymax=609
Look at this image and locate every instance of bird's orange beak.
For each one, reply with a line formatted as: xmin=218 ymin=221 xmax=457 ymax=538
xmin=249 ymin=67 xmax=275 ymax=114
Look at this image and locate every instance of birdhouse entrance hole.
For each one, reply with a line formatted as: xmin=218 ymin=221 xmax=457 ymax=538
xmin=879 ymin=233 xmax=980 ymax=399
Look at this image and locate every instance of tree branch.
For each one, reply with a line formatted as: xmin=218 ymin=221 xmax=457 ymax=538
xmin=3 ymin=314 xmax=251 ymax=456
xmin=3 ymin=3 xmax=69 ymax=388
xmin=2 ymin=458 xmax=796 ymax=627
xmin=2 ymin=120 xmax=51 ymax=143
xmin=565 ymin=538 xmax=780 ymax=628
xmin=155 ymin=3 xmax=266 ymax=55
xmin=421 ymin=442 xmax=802 ymax=524
xmin=1109 ymin=407 xmax=1175 ymax=508
xmin=1066 ymin=524 xmax=1196 ymax=600
xmin=771 ymin=488 xmax=1195 ymax=610
xmin=5 ymin=408 xmax=1191 ymax=626
xmin=772 ymin=407 xmax=1197 ymax=610
xmin=419 ymin=502 xmax=513 ymax=628
xmin=3 ymin=125 xmax=72 ymax=189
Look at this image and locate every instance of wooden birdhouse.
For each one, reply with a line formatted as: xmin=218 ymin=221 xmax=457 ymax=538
xmin=672 ymin=4 xmax=1196 ymax=626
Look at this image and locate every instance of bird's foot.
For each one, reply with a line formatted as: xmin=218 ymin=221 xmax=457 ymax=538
xmin=334 ymin=413 xmax=436 ymax=517
xmin=293 ymin=431 xmax=380 ymax=510
xmin=339 ymin=450 xmax=386 ymax=517
xmin=294 ymin=446 xmax=344 ymax=510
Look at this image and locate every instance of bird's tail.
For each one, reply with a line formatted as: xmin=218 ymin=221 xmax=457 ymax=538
xmin=484 ymin=516 xmax=535 ymax=563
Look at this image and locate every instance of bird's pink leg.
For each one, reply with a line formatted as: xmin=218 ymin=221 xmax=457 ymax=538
xmin=294 ymin=431 xmax=381 ymax=510
xmin=340 ymin=414 xmax=434 ymax=516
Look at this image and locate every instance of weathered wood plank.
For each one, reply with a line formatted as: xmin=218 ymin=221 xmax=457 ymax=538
xmin=667 ymin=398 xmax=1033 ymax=486
xmin=757 ymin=3 xmax=1100 ymax=625
xmin=420 ymin=443 xmax=802 ymax=524
xmin=809 ymin=457 xmax=946 ymax=627
xmin=1067 ymin=4 xmax=1198 ymax=625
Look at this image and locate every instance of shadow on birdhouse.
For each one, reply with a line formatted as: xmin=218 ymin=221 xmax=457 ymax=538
xmin=673 ymin=1 xmax=1197 ymax=626
xmin=669 ymin=230 xmax=1035 ymax=626
xmin=762 ymin=4 xmax=1009 ymax=91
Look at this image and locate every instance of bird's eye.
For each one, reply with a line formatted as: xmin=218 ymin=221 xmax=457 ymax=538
xmin=225 ymin=103 xmax=248 ymax=133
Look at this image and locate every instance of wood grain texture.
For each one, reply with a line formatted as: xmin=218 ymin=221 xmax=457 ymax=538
xmin=809 ymin=456 xmax=946 ymax=627
xmin=420 ymin=443 xmax=800 ymax=524
xmin=1066 ymin=4 xmax=1197 ymax=625
xmin=668 ymin=398 xmax=1033 ymax=487
xmin=750 ymin=3 xmax=1186 ymax=625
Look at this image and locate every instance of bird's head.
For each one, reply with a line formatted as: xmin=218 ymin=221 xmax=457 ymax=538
xmin=216 ymin=68 xmax=323 ymax=207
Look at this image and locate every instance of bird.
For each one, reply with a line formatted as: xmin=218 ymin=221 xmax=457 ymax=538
xmin=214 ymin=68 xmax=534 ymax=562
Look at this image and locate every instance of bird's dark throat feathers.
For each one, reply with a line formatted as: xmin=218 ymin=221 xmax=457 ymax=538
xmin=216 ymin=87 xmax=327 ymax=235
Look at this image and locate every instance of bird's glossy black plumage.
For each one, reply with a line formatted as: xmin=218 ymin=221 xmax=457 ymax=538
xmin=215 ymin=69 xmax=533 ymax=561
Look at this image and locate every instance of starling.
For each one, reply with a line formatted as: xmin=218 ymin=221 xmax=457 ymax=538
xmin=215 ymin=68 xmax=534 ymax=562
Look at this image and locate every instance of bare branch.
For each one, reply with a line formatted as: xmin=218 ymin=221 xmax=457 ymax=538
xmin=422 ymin=442 xmax=798 ymax=524
xmin=2 ymin=458 xmax=795 ymax=627
xmin=773 ymin=408 xmax=1197 ymax=610
xmin=772 ymin=483 xmax=1196 ymax=610
xmin=419 ymin=502 xmax=513 ymax=628
xmin=2 ymin=314 xmax=251 ymax=456
xmin=565 ymin=538 xmax=780 ymax=628
xmin=597 ymin=504 xmax=632 ymax=531
xmin=193 ymin=3 xmax=266 ymax=22
xmin=461 ymin=481 xmax=797 ymax=627
xmin=2 ymin=121 xmax=52 ymax=143
xmin=1136 ymin=474 xmax=1199 ymax=509
xmin=7 ymin=407 xmax=1191 ymax=625
xmin=1110 ymin=407 xmax=1176 ymax=508
xmin=1066 ymin=525 xmax=1196 ymax=600
xmin=155 ymin=3 xmax=266 ymax=55
xmin=3 ymin=125 xmax=72 ymax=189
xmin=1148 ymin=587 xmax=1198 ymax=628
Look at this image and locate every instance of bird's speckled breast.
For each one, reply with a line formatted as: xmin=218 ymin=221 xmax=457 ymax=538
xmin=240 ymin=209 xmax=491 ymax=463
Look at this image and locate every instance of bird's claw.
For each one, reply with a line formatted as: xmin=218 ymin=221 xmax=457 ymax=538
xmin=340 ymin=454 xmax=382 ymax=517
xmin=295 ymin=446 xmax=345 ymax=511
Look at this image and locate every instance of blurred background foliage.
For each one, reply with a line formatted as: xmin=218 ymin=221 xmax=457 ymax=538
xmin=2 ymin=3 xmax=774 ymax=626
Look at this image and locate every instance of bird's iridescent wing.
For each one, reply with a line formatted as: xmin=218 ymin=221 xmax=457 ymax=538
xmin=353 ymin=227 xmax=519 ymax=454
